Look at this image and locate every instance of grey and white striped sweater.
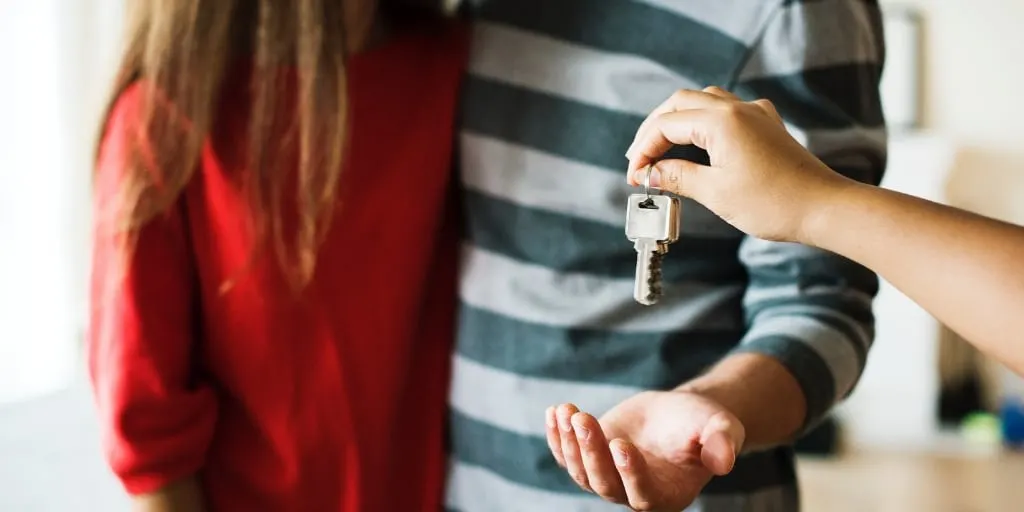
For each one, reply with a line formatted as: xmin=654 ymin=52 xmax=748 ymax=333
xmin=448 ymin=1 xmax=887 ymax=510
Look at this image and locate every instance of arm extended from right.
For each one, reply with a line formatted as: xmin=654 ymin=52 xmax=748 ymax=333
xmin=805 ymin=178 xmax=1024 ymax=375
xmin=625 ymin=87 xmax=1024 ymax=377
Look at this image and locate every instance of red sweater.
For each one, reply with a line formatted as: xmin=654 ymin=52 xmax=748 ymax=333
xmin=88 ymin=26 xmax=467 ymax=511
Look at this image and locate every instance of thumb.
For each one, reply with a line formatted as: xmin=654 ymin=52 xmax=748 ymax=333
xmin=698 ymin=411 xmax=745 ymax=476
xmin=634 ymin=160 xmax=708 ymax=198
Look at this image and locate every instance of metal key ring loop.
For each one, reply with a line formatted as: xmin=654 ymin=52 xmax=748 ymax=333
xmin=643 ymin=164 xmax=654 ymax=199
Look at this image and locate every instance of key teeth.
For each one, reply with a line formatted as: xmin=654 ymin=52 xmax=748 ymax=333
xmin=645 ymin=250 xmax=665 ymax=303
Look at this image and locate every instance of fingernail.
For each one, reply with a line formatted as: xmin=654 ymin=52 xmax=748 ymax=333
xmin=545 ymin=407 xmax=555 ymax=428
xmin=625 ymin=143 xmax=636 ymax=159
xmin=633 ymin=166 xmax=661 ymax=188
xmin=612 ymin=447 xmax=628 ymax=467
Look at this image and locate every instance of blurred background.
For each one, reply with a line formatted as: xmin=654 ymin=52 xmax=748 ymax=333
xmin=1 ymin=0 xmax=1023 ymax=510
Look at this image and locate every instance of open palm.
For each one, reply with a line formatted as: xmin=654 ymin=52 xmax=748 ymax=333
xmin=546 ymin=391 xmax=745 ymax=511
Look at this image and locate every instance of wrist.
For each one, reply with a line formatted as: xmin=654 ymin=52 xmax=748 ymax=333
xmin=675 ymin=353 xmax=806 ymax=450
xmin=798 ymin=172 xmax=864 ymax=249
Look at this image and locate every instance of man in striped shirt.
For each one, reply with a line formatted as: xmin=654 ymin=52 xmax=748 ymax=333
xmin=448 ymin=1 xmax=887 ymax=510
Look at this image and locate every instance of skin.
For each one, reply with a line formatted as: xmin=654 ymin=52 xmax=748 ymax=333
xmin=625 ymin=86 xmax=1024 ymax=376
xmin=134 ymin=478 xmax=205 ymax=512
xmin=545 ymin=353 xmax=804 ymax=511
xmin=547 ymin=86 xmax=1024 ymax=509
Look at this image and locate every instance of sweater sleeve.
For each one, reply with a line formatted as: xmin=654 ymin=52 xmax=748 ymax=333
xmin=87 ymin=84 xmax=218 ymax=495
xmin=728 ymin=0 xmax=888 ymax=431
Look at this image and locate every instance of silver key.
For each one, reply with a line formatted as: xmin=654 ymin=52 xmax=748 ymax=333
xmin=625 ymin=181 xmax=681 ymax=306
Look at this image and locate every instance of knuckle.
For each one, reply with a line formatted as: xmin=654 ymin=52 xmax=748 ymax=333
xmin=663 ymin=169 xmax=682 ymax=193
xmin=752 ymin=98 xmax=780 ymax=119
xmin=671 ymin=88 xmax=694 ymax=101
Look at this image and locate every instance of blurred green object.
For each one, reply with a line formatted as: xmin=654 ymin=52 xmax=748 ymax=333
xmin=960 ymin=412 xmax=1002 ymax=445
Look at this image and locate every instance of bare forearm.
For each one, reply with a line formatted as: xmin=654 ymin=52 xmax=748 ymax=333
xmin=808 ymin=181 xmax=1024 ymax=374
xmin=132 ymin=476 xmax=205 ymax=512
xmin=677 ymin=353 xmax=806 ymax=451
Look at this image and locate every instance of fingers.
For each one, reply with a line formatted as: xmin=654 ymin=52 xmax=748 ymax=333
xmin=698 ymin=411 xmax=745 ymax=476
xmin=626 ymin=87 xmax=736 ymax=163
xmin=626 ymin=88 xmax=733 ymax=184
xmin=557 ymin=404 xmax=590 ymax=491
xmin=571 ymin=412 xmax=626 ymax=503
xmin=626 ymin=86 xmax=782 ymax=186
xmin=701 ymin=85 xmax=740 ymax=101
xmin=630 ymin=159 xmax=708 ymax=199
xmin=634 ymin=89 xmax=731 ymax=142
xmin=626 ymin=109 xmax=717 ymax=177
xmin=545 ymin=406 xmax=566 ymax=468
xmin=609 ymin=438 xmax=659 ymax=511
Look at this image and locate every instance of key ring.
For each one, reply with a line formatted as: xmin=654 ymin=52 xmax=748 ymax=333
xmin=643 ymin=164 xmax=654 ymax=200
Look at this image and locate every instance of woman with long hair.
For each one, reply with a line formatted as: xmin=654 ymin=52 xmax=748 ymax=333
xmin=88 ymin=1 xmax=466 ymax=510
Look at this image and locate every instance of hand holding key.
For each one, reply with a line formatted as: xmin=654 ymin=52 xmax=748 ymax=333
xmin=625 ymin=168 xmax=680 ymax=306
xmin=624 ymin=86 xmax=852 ymax=245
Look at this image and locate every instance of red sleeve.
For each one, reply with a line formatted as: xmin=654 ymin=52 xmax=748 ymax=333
xmin=87 ymin=84 xmax=218 ymax=495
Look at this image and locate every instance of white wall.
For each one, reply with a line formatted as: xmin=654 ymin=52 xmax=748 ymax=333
xmin=840 ymin=0 xmax=1024 ymax=450
xmin=893 ymin=0 xmax=1024 ymax=224
xmin=0 ymin=0 xmax=122 ymax=405
xmin=0 ymin=1 xmax=78 ymax=405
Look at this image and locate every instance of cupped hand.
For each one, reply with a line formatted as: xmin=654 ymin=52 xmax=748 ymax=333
xmin=624 ymin=86 xmax=852 ymax=244
xmin=545 ymin=391 xmax=745 ymax=512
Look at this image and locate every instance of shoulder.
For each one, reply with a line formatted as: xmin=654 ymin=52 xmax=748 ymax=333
xmin=98 ymin=81 xmax=197 ymax=174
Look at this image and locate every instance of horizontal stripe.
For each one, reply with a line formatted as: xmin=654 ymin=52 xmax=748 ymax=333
xmin=455 ymin=303 xmax=741 ymax=386
xmin=468 ymin=22 xmax=698 ymax=116
xmin=446 ymin=461 xmax=799 ymax=512
xmin=754 ymin=304 xmax=872 ymax=352
xmin=447 ymin=409 xmax=592 ymax=496
xmin=446 ymin=460 xmax=619 ymax=512
xmin=741 ymin=314 xmax=861 ymax=399
xmin=458 ymin=245 xmax=745 ymax=332
xmin=743 ymin=283 xmax=876 ymax=327
xmin=735 ymin=63 xmax=886 ymax=129
xmin=739 ymin=238 xmax=833 ymax=268
xmin=466 ymin=23 xmax=885 ymax=174
xmin=746 ymin=278 xmax=878 ymax=309
xmin=787 ymin=124 xmax=888 ymax=181
xmin=696 ymin=484 xmax=800 ymax=512
xmin=636 ymin=0 xmax=779 ymax=44
xmin=742 ymin=240 xmax=878 ymax=289
xmin=461 ymin=76 xmax=711 ymax=174
xmin=448 ymin=410 xmax=798 ymax=496
xmin=463 ymin=190 xmax=745 ymax=281
xmin=740 ymin=238 xmax=880 ymax=301
xmin=737 ymin=0 xmax=884 ymax=80
xmin=750 ymin=305 xmax=870 ymax=382
xmin=461 ymin=133 xmax=742 ymax=238
xmin=733 ymin=334 xmax=837 ymax=429
xmin=450 ymin=355 xmax=642 ymax=437
xmin=468 ymin=0 xmax=746 ymax=84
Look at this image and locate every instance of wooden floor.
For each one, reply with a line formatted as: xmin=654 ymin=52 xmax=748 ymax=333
xmin=797 ymin=452 xmax=1024 ymax=512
